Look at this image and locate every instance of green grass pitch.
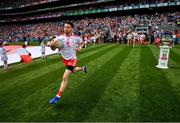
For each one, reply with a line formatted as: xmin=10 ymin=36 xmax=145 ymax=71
xmin=0 ymin=44 xmax=180 ymax=122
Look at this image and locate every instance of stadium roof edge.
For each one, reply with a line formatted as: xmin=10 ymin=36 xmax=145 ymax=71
xmin=0 ymin=0 xmax=115 ymax=11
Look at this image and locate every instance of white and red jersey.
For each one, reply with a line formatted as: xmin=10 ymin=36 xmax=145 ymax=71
xmin=133 ymin=33 xmax=139 ymax=40
xmin=140 ymin=34 xmax=146 ymax=41
xmin=127 ymin=34 xmax=133 ymax=40
xmin=54 ymin=34 xmax=82 ymax=60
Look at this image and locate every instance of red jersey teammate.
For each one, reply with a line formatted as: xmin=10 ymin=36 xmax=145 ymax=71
xmin=49 ymin=22 xmax=87 ymax=105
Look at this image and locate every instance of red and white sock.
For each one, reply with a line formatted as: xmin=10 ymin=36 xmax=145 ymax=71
xmin=56 ymin=91 xmax=63 ymax=98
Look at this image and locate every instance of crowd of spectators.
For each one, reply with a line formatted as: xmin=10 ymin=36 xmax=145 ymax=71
xmin=0 ymin=12 xmax=179 ymax=44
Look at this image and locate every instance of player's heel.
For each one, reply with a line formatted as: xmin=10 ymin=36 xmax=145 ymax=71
xmin=82 ymin=65 xmax=87 ymax=74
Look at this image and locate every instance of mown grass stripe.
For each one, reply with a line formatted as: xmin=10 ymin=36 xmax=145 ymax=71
xmin=175 ymin=45 xmax=180 ymax=50
xmin=174 ymin=46 xmax=180 ymax=50
xmin=170 ymin=48 xmax=180 ymax=65
xmin=85 ymin=46 xmax=141 ymax=121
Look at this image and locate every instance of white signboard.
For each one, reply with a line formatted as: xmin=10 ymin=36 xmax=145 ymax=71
xmin=156 ymin=46 xmax=170 ymax=69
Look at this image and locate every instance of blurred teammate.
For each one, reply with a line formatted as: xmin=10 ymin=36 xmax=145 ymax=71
xmin=0 ymin=42 xmax=9 ymax=70
xmin=172 ymin=32 xmax=176 ymax=47
xmin=140 ymin=33 xmax=146 ymax=45
xmin=49 ymin=22 xmax=87 ymax=105
xmin=91 ymin=34 xmax=96 ymax=46
xmin=40 ymin=41 xmax=47 ymax=59
xmin=127 ymin=32 xmax=133 ymax=47
xmin=82 ymin=34 xmax=88 ymax=48
xmin=133 ymin=32 xmax=139 ymax=47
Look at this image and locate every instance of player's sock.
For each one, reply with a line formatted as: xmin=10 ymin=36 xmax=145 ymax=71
xmin=5 ymin=64 xmax=8 ymax=69
xmin=57 ymin=91 xmax=63 ymax=97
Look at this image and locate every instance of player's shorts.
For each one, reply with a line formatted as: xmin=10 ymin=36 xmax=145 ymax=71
xmin=62 ymin=58 xmax=78 ymax=67
xmin=134 ymin=39 xmax=139 ymax=43
xmin=134 ymin=39 xmax=138 ymax=41
xmin=140 ymin=39 xmax=144 ymax=43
